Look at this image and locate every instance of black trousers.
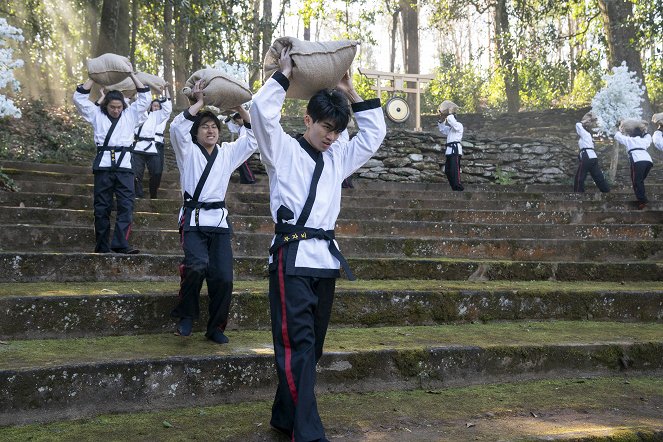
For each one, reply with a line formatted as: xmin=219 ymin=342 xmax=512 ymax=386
xmin=573 ymin=153 xmax=610 ymax=193
xmin=132 ymin=151 xmax=163 ymax=198
xmin=268 ymin=245 xmax=335 ymax=441
xmin=237 ymin=161 xmax=256 ymax=184
xmin=171 ymin=229 xmax=233 ymax=337
xmin=444 ymin=153 xmax=464 ymax=191
xmin=93 ymin=170 xmax=134 ymax=253
xmin=630 ymin=160 xmax=652 ymax=203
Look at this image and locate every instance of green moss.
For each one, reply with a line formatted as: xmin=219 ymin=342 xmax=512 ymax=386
xmin=393 ymin=349 xmax=428 ymax=377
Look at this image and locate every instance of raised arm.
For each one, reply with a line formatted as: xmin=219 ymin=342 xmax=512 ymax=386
xmin=73 ymin=79 xmax=99 ymax=123
xmin=653 ymin=130 xmax=663 ymax=152
xmin=576 ymin=122 xmax=593 ymax=145
xmin=249 ymin=72 xmax=291 ymax=167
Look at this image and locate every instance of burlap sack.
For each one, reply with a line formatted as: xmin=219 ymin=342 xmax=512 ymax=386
xmin=619 ymin=118 xmax=647 ymax=136
xmin=182 ymin=68 xmax=252 ymax=110
xmin=105 ymin=77 xmax=137 ymax=99
xmin=137 ymin=72 xmax=167 ymax=95
xmin=87 ymin=53 xmax=132 ymax=86
xmin=652 ymin=113 xmax=663 ymax=125
xmin=263 ymin=37 xmax=359 ymax=100
xmin=438 ymin=100 xmax=459 ymax=114
xmin=581 ymin=111 xmax=597 ymax=128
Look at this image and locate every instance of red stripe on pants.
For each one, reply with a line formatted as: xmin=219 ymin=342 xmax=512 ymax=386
xmin=278 ymin=248 xmax=298 ymax=406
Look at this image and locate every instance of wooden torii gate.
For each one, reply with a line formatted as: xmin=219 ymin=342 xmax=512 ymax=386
xmin=358 ymin=68 xmax=434 ymax=132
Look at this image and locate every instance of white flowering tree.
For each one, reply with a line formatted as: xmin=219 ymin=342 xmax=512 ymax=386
xmin=591 ymin=62 xmax=645 ymax=137
xmin=0 ymin=18 xmax=24 ymax=119
xmin=212 ymin=60 xmax=249 ymax=85
xmin=590 ymin=62 xmax=645 ymax=182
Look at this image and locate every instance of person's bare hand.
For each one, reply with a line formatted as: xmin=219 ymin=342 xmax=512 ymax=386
xmin=279 ymin=47 xmax=293 ymax=78
xmin=192 ymin=79 xmax=206 ymax=103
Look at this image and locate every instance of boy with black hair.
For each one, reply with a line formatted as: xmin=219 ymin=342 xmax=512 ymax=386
xmin=615 ymin=123 xmax=653 ymax=209
xmin=133 ymin=86 xmax=172 ymax=199
xmin=169 ymin=79 xmax=257 ymax=344
xmin=573 ymin=114 xmax=610 ymax=193
xmin=250 ymin=48 xmax=386 ymax=441
xmin=225 ymin=112 xmax=257 ymax=184
xmin=73 ymin=67 xmax=150 ymax=254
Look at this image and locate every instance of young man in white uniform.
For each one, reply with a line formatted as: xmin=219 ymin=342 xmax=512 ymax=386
xmin=438 ymin=106 xmax=464 ymax=190
xmin=615 ymin=125 xmax=653 ymax=209
xmin=573 ymin=119 xmax=610 ymax=193
xmin=225 ymin=112 xmax=256 ymax=184
xmin=250 ymin=48 xmax=386 ymax=441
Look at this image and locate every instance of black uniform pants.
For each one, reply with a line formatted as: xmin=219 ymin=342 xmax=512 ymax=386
xmin=573 ymin=153 xmax=610 ymax=193
xmin=171 ymin=229 xmax=233 ymax=337
xmin=444 ymin=153 xmax=464 ymax=191
xmin=237 ymin=161 xmax=256 ymax=184
xmin=630 ymin=160 xmax=652 ymax=204
xmin=132 ymin=151 xmax=163 ymax=198
xmin=268 ymin=245 xmax=335 ymax=441
xmin=93 ymin=170 xmax=134 ymax=253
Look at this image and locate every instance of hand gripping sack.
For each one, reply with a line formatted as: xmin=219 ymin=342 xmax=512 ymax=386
xmin=263 ymin=37 xmax=359 ymax=100
xmin=438 ymin=100 xmax=460 ymax=114
xmin=581 ymin=111 xmax=597 ymax=129
xmin=652 ymin=113 xmax=663 ymax=125
xmin=87 ymin=53 xmax=132 ymax=86
xmin=136 ymin=72 xmax=167 ymax=95
xmin=619 ymin=118 xmax=647 ymax=136
xmin=181 ymin=68 xmax=252 ymax=110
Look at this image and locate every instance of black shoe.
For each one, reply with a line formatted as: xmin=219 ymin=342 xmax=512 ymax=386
xmin=208 ymin=329 xmax=229 ymax=344
xmin=270 ymin=424 xmax=292 ymax=438
xmin=94 ymin=249 xmax=111 ymax=254
xmin=111 ymin=247 xmax=140 ymax=254
xmin=175 ymin=318 xmax=192 ymax=337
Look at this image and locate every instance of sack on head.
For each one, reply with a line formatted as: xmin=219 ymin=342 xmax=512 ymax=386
xmin=105 ymin=77 xmax=137 ymax=100
xmin=263 ymin=37 xmax=359 ymax=100
xmin=581 ymin=111 xmax=597 ymax=128
xmin=619 ymin=118 xmax=648 ymax=137
xmin=87 ymin=53 xmax=132 ymax=86
xmin=182 ymin=68 xmax=252 ymax=110
xmin=438 ymin=100 xmax=459 ymax=114
xmin=652 ymin=113 xmax=663 ymax=125
xmin=136 ymin=72 xmax=167 ymax=95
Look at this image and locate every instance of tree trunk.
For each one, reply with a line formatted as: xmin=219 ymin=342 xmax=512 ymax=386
xmin=389 ymin=8 xmax=399 ymax=73
xmin=85 ymin=0 xmax=100 ymax=58
xmin=95 ymin=0 xmax=130 ymax=56
xmin=163 ymin=0 xmax=174 ymax=98
xmin=261 ymin=0 xmax=273 ymax=82
xmin=608 ymin=139 xmax=620 ymax=185
xmin=597 ymin=0 xmax=652 ymax=120
xmin=493 ymin=0 xmax=520 ymax=113
xmin=399 ymin=0 xmax=419 ymax=129
xmin=249 ymin=0 xmax=262 ymax=88
xmin=130 ymin=0 xmax=138 ymax=65
xmin=174 ymin=0 xmax=190 ymax=108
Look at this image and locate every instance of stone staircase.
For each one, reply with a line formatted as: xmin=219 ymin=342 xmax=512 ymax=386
xmin=0 ymin=160 xmax=662 ymax=441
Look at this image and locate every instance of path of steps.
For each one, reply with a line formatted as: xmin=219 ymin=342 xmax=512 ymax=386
xmin=0 ymin=160 xmax=662 ymax=440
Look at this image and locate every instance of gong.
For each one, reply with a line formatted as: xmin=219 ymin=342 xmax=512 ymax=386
xmin=385 ymin=96 xmax=410 ymax=123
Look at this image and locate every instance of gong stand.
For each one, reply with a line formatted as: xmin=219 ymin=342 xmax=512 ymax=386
xmin=357 ymin=68 xmax=434 ymax=131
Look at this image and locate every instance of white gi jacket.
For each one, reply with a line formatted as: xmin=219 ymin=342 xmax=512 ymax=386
xmin=576 ymin=123 xmax=597 ymax=159
xmin=438 ymin=114 xmax=464 ymax=155
xmin=653 ymin=131 xmax=663 ymax=152
xmin=134 ymin=99 xmax=172 ymax=155
xmin=250 ymin=71 xmax=387 ymax=277
xmin=170 ymin=110 xmax=258 ymax=232
xmin=73 ymin=85 xmax=151 ymax=171
xmin=614 ymin=131 xmax=653 ymax=163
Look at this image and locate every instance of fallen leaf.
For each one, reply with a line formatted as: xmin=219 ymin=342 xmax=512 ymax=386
xmin=466 ymin=422 xmax=476 ymax=428
xmin=162 ymin=421 xmax=173 ymax=428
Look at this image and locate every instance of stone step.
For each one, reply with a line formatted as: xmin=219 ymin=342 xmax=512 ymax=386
xmin=10 ymin=170 xmax=662 ymax=201
xmin=0 ymin=201 xmax=663 ymax=231
xmin=4 ymin=224 xmax=661 ymax=261
xmin=1 ymin=280 xmax=661 ymax=339
xmin=1 ymin=322 xmax=662 ymax=425
xmin=3 ymin=191 xmax=662 ymax=216
xmin=1 ymin=376 xmax=660 ymax=440
xmin=4 ymin=207 xmax=660 ymax=239
xmin=1 ymin=252 xmax=661 ymax=282
xmin=5 ymin=160 xmax=663 ymax=193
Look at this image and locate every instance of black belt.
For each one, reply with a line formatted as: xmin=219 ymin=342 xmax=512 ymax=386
xmin=446 ymin=141 xmax=461 ymax=155
xmin=136 ymin=137 xmax=155 ymax=142
xmin=182 ymin=200 xmax=226 ymax=210
xmin=96 ymin=145 xmax=130 ymax=169
xmin=628 ymin=148 xmax=646 ymax=152
xmin=96 ymin=145 xmax=129 ymax=152
xmin=580 ymin=148 xmax=595 ymax=152
xmin=155 ymin=133 xmax=164 ymax=137
xmin=270 ymin=223 xmax=355 ymax=280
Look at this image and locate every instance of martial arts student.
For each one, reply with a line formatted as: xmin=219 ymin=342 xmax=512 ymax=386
xmin=250 ymin=48 xmax=386 ymax=441
xmin=169 ymin=79 xmax=258 ymax=344
xmin=133 ymin=86 xmax=172 ymax=199
xmin=615 ymin=124 xmax=653 ymax=210
xmin=225 ymin=112 xmax=257 ymax=184
xmin=654 ymin=119 xmax=663 ymax=152
xmin=438 ymin=103 xmax=464 ymax=191
xmin=73 ymin=67 xmax=150 ymax=254
xmin=573 ymin=114 xmax=610 ymax=193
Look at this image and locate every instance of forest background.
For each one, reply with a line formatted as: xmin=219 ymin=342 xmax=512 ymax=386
xmin=0 ymin=0 xmax=661 ymax=134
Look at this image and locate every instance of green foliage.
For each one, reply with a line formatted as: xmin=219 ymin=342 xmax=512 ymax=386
xmin=493 ymin=166 xmax=514 ymax=185
xmin=0 ymin=168 xmax=20 ymax=192
xmin=643 ymin=50 xmax=663 ymax=108
xmin=422 ymin=54 xmax=487 ymax=113
xmin=518 ymin=59 xmax=571 ymax=110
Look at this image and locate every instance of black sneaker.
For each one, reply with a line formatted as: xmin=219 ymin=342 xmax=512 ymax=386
xmin=208 ymin=330 xmax=229 ymax=344
xmin=175 ymin=318 xmax=193 ymax=337
xmin=111 ymin=247 xmax=140 ymax=254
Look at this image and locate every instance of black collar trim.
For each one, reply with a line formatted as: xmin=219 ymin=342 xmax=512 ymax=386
xmin=296 ymin=134 xmax=321 ymax=162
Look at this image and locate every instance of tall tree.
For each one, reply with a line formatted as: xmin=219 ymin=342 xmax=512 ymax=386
xmin=95 ymin=0 xmax=130 ymax=56
xmin=130 ymin=0 xmax=138 ymax=65
xmin=400 ymin=0 xmax=419 ymax=128
xmin=163 ymin=0 xmax=174 ymax=98
xmin=597 ymin=0 xmax=652 ymax=119
xmin=493 ymin=0 xmax=519 ymax=113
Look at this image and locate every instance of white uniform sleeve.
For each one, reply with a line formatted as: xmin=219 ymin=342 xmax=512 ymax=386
xmin=169 ymin=110 xmax=196 ymax=171
xmin=653 ymin=131 xmax=663 ymax=152
xmin=224 ymin=124 xmax=259 ymax=170
xmin=72 ymin=86 xmax=98 ymax=124
xmin=576 ymin=122 xmax=593 ymax=145
xmin=249 ymin=72 xmax=293 ymax=168
xmin=614 ymin=131 xmax=628 ymax=151
xmin=339 ymin=129 xmax=350 ymax=143
xmin=155 ymin=98 xmax=172 ymax=125
xmin=128 ymin=88 xmax=152 ymax=122
xmin=446 ymin=114 xmax=463 ymax=132
xmin=337 ymin=99 xmax=387 ymax=178
xmin=437 ymin=122 xmax=450 ymax=136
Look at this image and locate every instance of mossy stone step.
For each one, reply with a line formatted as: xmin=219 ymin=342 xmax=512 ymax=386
xmin=1 ymin=376 xmax=661 ymax=441
xmin=1 ymin=252 xmax=661 ymax=283
xmin=1 ymin=322 xmax=662 ymax=425
xmin=1 ymin=280 xmax=662 ymax=339
xmin=4 ymin=225 xmax=660 ymax=261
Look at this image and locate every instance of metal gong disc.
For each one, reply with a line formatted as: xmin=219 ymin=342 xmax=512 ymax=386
xmin=385 ymin=96 xmax=410 ymax=123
